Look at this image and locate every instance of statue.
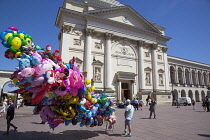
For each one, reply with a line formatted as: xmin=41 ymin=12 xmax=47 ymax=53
xmin=145 ymin=73 xmax=150 ymax=84
xmin=95 ymin=69 xmax=101 ymax=81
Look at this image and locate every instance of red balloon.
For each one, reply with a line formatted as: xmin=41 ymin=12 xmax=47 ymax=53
xmin=4 ymin=49 xmax=15 ymax=59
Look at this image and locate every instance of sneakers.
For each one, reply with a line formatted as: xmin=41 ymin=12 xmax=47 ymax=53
xmin=125 ymin=134 xmax=132 ymax=137
xmin=122 ymin=132 xmax=127 ymax=135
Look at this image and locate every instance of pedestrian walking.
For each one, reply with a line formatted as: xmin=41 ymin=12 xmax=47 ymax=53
xmin=202 ymin=99 xmax=207 ymax=112
xmin=192 ymin=99 xmax=196 ymax=110
xmin=176 ymin=99 xmax=180 ymax=108
xmin=205 ymin=96 xmax=209 ymax=112
xmin=149 ymin=99 xmax=156 ymax=119
xmin=123 ymin=99 xmax=134 ymax=137
xmin=146 ymin=95 xmax=150 ymax=107
xmin=3 ymin=99 xmax=18 ymax=135
xmin=0 ymin=99 xmax=7 ymax=116
xmin=139 ymin=100 xmax=144 ymax=110
xmin=134 ymin=98 xmax=139 ymax=110
xmin=17 ymin=99 xmax=21 ymax=109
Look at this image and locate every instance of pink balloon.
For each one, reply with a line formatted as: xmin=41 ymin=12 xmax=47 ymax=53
xmin=8 ymin=27 xmax=18 ymax=31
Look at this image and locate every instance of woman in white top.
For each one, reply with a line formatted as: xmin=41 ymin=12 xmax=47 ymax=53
xmin=0 ymin=100 xmax=8 ymax=116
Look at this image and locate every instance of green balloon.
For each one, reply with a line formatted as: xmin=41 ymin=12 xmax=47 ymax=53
xmin=7 ymin=36 xmax=14 ymax=47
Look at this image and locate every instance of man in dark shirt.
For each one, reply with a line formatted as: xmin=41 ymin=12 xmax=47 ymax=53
xmin=149 ymin=99 xmax=157 ymax=119
xmin=4 ymin=99 xmax=18 ymax=135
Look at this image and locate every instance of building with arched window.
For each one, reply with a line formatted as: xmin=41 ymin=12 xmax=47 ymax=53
xmin=53 ymin=0 xmax=210 ymax=104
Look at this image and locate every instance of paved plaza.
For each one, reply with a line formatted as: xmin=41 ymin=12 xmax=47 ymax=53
xmin=0 ymin=102 xmax=209 ymax=140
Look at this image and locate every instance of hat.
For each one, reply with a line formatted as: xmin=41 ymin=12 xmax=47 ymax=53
xmin=126 ymin=99 xmax=131 ymax=103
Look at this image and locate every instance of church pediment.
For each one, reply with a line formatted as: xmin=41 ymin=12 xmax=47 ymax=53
xmin=85 ymin=6 xmax=161 ymax=34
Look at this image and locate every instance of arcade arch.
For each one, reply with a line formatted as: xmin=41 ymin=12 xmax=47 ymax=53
xmin=188 ymin=90 xmax=193 ymax=99
xmin=201 ymin=90 xmax=205 ymax=100
xmin=181 ymin=90 xmax=186 ymax=97
xmin=195 ymin=90 xmax=200 ymax=102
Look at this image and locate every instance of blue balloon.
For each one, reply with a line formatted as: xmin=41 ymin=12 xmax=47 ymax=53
xmin=0 ymin=32 xmax=7 ymax=41
xmin=6 ymin=29 xmax=14 ymax=33
xmin=65 ymin=120 xmax=71 ymax=126
xmin=65 ymin=63 xmax=71 ymax=69
xmin=2 ymin=41 xmax=10 ymax=48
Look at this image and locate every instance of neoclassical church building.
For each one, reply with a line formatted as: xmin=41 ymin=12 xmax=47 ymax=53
xmin=55 ymin=0 xmax=210 ymax=104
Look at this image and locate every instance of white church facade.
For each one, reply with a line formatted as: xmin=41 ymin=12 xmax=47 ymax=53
xmin=55 ymin=0 xmax=210 ymax=104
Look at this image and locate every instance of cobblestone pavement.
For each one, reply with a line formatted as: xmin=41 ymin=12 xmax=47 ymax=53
xmin=0 ymin=103 xmax=209 ymax=140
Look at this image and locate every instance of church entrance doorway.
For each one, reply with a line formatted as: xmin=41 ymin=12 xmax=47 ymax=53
xmin=121 ymin=83 xmax=131 ymax=101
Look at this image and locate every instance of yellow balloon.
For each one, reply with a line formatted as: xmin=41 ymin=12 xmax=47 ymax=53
xmin=91 ymin=98 xmax=98 ymax=103
xmin=15 ymin=52 xmax=22 ymax=58
xmin=84 ymin=80 xmax=91 ymax=85
xmin=86 ymin=92 xmax=91 ymax=100
xmin=12 ymin=37 xmax=22 ymax=50
xmin=25 ymin=38 xmax=32 ymax=43
xmin=69 ymin=96 xmax=79 ymax=104
xmin=87 ymin=86 xmax=95 ymax=92
xmin=5 ymin=33 xmax=13 ymax=41
xmin=91 ymin=86 xmax=95 ymax=91
xmin=19 ymin=33 xmax=25 ymax=39
xmin=13 ymin=78 xmax=19 ymax=85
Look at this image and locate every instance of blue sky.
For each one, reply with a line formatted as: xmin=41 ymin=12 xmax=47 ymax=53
xmin=0 ymin=0 xmax=210 ymax=72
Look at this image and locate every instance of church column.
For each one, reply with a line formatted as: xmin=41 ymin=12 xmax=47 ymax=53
xmin=182 ymin=67 xmax=186 ymax=85
xmin=84 ymin=28 xmax=94 ymax=81
xmin=138 ymin=41 xmax=146 ymax=91
xmin=175 ymin=65 xmax=179 ymax=84
xmin=118 ymin=80 xmax=122 ymax=103
xmin=189 ymin=68 xmax=193 ymax=85
xmin=104 ymin=33 xmax=113 ymax=89
xmin=151 ymin=43 xmax=158 ymax=91
xmin=206 ymin=72 xmax=209 ymax=86
xmin=162 ymin=47 xmax=170 ymax=91
xmin=195 ymin=70 xmax=199 ymax=86
xmin=131 ymin=81 xmax=135 ymax=98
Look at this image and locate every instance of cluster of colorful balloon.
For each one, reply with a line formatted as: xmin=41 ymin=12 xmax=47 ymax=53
xmin=0 ymin=27 xmax=35 ymax=59
xmin=1 ymin=27 xmax=115 ymax=130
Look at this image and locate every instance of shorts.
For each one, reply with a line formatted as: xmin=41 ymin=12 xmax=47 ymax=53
xmin=125 ymin=119 xmax=131 ymax=125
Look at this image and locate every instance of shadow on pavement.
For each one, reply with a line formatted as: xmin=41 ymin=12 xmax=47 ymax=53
xmin=198 ymin=134 xmax=210 ymax=137
xmin=0 ymin=130 xmax=99 ymax=140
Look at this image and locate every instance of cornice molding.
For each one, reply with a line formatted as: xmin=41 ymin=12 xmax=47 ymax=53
xmin=56 ymin=8 xmax=171 ymax=42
